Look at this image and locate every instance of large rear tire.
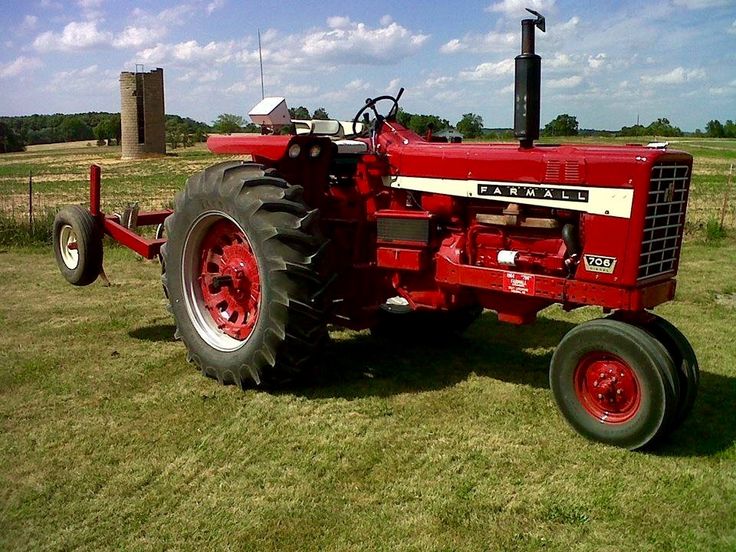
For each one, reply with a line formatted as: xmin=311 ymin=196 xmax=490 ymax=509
xmin=550 ymin=318 xmax=680 ymax=450
xmin=162 ymin=161 xmax=329 ymax=387
xmin=52 ymin=205 xmax=103 ymax=286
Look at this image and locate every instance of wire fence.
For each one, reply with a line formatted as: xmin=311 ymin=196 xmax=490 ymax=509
xmin=1 ymin=165 xmax=734 ymax=247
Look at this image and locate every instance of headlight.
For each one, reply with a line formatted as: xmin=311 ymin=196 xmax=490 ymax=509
xmin=288 ymin=144 xmax=301 ymax=158
xmin=309 ymin=144 xmax=321 ymax=158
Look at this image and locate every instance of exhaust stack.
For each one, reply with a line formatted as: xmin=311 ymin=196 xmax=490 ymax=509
xmin=514 ymin=9 xmax=546 ymax=148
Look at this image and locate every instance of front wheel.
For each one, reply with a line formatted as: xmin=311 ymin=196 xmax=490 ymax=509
xmin=162 ymin=162 xmax=330 ymax=388
xmin=550 ymin=318 xmax=680 ymax=450
xmin=634 ymin=315 xmax=699 ymax=431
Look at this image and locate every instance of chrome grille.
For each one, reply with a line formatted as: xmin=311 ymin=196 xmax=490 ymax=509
xmin=638 ymin=163 xmax=690 ymax=280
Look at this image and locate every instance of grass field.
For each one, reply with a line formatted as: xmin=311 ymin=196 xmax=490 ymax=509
xmin=1 ymin=139 xmax=735 ymax=550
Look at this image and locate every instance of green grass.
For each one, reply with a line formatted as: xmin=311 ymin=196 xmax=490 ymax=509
xmin=0 ymin=243 xmax=734 ymax=551
xmin=1 ymin=140 xmax=735 ymax=550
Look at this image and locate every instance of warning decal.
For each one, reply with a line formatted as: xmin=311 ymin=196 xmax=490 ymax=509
xmin=503 ymin=272 xmax=536 ymax=295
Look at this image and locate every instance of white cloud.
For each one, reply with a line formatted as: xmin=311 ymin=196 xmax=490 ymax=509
xmin=547 ymin=74 xmax=583 ymax=88
xmin=327 ymin=16 xmax=351 ymax=29
xmin=440 ymin=31 xmax=516 ymax=54
xmin=486 ymin=0 xmax=555 ymax=16
xmin=114 ymin=26 xmax=167 ymax=48
xmin=729 ymin=19 xmax=736 ymax=34
xmin=283 ymin=83 xmax=319 ymax=96
xmin=459 ymin=59 xmax=514 ymax=80
xmin=380 ymin=15 xmax=393 ymax=26
xmin=135 ymin=40 xmax=238 ymax=65
xmin=46 ymin=64 xmax=118 ymax=94
xmin=301 ymin=18 xmax=429 ymax=65
xmin=33 ymin=20 xmax=112 ymax=52
xmin=207 ymin=0 xmax=225 ymax=15
xmin=131 ymin=4 xmax=196 ymax=27
xmin=557 ymin=16 xmax=580 ymax=34
xmin=425 ymin=76 xmax=454 ymax=87
xmin=0 ymin=56 xmax=43 ymax=79
xmin=77 ymin=0 xmax=104 ymax=20
xmin=673 ymin=0 xmax=732 ymax=8
xmin=546 ymin=52 xmax=575 ymax=68
xmin=587 ymin=53 xmax=607 ymax=69
xmin=21 ymin=15 xmax=39 ymax=31
xmin=439 ymin=39 xmax=463 ymax=54
xmin=641 ymin=66 xmax=706 ymax=85
xmin=179 ymin=69 xmax=221 ymax=82
xmin=345 ymin=78 xmax=370 ymax=91
xmin=385 ymin=77 xmax=401 ymax=93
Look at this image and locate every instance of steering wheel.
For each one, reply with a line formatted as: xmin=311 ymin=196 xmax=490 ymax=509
xmin=351 ymin=89 xmax=403 ymax=137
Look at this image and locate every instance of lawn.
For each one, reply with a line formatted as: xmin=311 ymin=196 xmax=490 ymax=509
xmin=0 ymin=139 xmax=735 ymax=551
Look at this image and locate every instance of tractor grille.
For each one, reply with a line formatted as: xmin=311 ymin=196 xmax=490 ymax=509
xmin=638 ymin=163 xmax=690 ymax=280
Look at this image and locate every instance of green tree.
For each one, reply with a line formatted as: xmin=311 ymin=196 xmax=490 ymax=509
xmin=0 ymin=122 xmax=25 ymax=153
xmin=456 ymin=113 xmax=484 ymax=138
xmin=544 ymin=114 xmax=579 ymax=136
xmin=289 ymin=106 xmax=310 ymax=120
xmin=647 ymin=118 xmax=682 ymax=137
xmin=93 ymin=117 xmax=115 ymax=145
xmin=396 ymin=109 xmax=450 ymax=135
xmin=213 ymin=113 xmax=245 ymax=134
xmin=723 ymin=120 xmax=736 ymax=138
xmin=409 ymin=114 xmax=449 ymax=135
xmin=166 ymin=120 xmax=184 ymax=149
xmin=706 ymin=120 xmax=724 ymax=138
xmin=312 ymin=107 xmax=330 ymax=120
xmin=618 ymin=124 xmax=647 ymax=137
xmin=59 ymin=116 xmax=92 ymax=141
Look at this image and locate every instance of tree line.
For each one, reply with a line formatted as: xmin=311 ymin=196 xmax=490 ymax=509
xmin=2 ymin=109 xmax=734 ymax=154
xmin=0 ymin=112 xmax=210 ymax=153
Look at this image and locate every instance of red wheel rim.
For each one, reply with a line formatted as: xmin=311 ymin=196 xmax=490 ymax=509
xmin=573 ymin=353 xmax=641 ymax=423
xmin=197 ymin=219 xmax=261 ymax=341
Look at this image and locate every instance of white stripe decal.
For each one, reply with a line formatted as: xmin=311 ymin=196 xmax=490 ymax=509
xmin=384 ymin=175 xmax=634 ymax=218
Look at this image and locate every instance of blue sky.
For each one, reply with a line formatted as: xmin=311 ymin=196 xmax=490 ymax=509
xmin=0 ymin=0 xmax=734 ymax=130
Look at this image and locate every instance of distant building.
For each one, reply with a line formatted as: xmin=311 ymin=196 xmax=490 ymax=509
xmin=120 ymin=68 xmax=166 ymax=159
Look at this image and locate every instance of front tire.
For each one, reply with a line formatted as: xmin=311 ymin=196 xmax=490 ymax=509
xmin=635 ymin=315 xmax=699 ymax=431
xmin=162 ymin=162 xmax=329 ymax=387
xmin=550 ymin=318 xmax=679 ymax=450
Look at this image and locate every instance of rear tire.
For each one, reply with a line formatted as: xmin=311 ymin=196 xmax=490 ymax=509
xmin=52 ymin=205 xmax=103 ymax=286
xmin=162 ymin=162 xmax=329 ymax=388
xmin=550 ymin=318 xmax=679 ymax=450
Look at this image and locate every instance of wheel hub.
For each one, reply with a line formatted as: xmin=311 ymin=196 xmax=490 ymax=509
xmin=198 ymin=220 xmax=261 ymax=341
xmin=574 ymin=354 xmax=640 ymax=423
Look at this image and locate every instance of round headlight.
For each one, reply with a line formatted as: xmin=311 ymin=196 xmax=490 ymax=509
xmin=288 ymin=144 xmax=301 ymax=158
xmin=309 ymin=144 xmax=321 ymax=158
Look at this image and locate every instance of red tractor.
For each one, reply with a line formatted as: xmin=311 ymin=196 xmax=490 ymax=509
xmin=53 ymin=11 xmax=698 ymax=450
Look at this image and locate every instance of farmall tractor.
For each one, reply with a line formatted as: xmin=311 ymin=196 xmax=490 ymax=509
xmin=53 ymin=11 xmax=698 ymax=450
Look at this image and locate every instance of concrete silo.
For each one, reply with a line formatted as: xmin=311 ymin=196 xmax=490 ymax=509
xmin=120 ymin=67 xmax=166 ymax=159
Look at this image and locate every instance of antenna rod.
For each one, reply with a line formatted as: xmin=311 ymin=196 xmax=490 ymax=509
xmin=258 ymin=29 xmax=265 ymax=99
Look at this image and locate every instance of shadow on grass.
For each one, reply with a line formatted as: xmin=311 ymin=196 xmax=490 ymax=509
xmin=129 ymin=323 xmax=177 ymax=342
xmin=301 ymin=312 xmax=576 ymax=399
xmin=655 ymin=370 xmax=736 ymax=457
xmin=128 ymin=314 xmax=736 ymax=455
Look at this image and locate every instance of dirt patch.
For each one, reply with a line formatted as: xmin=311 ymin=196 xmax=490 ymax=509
xmin=715 ymin=293 xmax=736 ymax=309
